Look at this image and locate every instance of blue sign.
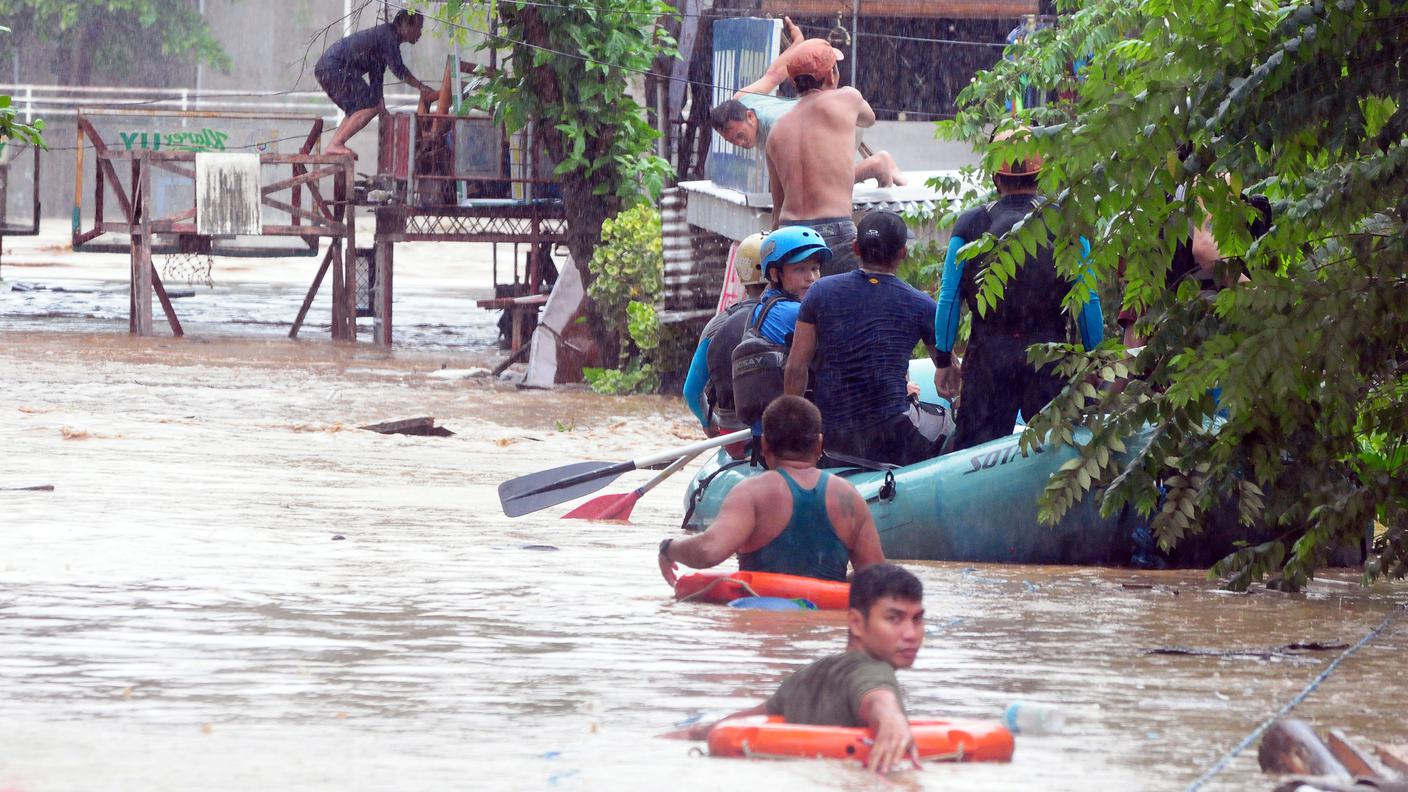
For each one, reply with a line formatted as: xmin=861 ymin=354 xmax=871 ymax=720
xmin=706 ymin=17 xmax=782 ymax=195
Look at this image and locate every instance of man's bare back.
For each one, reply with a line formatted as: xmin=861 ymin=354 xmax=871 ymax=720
xmin=766 ymin=86 xmax=876 ymax=223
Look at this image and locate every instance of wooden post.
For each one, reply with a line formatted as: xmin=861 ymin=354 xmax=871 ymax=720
xmin=330 ymin=239 xmax=345 ymax=340
xmin=131 ymin=155 xmax=154 ymax=336
xmin=373 ymin=208 xmax=394 ymax=347
xmin=290 ymin=243 xmax=336 ymax=339
xmin=340 ymin=161 xmax=358 ymax=341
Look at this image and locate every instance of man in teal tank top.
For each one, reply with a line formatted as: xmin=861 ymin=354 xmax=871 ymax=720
xmin=665 ymin=563 xmax=926 ymax=775
xmin=658 ymin=396 xmax=883 ymax=584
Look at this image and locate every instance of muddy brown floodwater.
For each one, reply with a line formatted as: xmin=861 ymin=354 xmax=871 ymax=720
xmin=1 ymin=332 xmax=1405 ymax=792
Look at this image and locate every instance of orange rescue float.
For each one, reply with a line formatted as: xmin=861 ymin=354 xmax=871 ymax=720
xmin=707 ymin=715 xmax=1015 ymax=763
xmin=674 ymin=571 xmax=850 ymax=610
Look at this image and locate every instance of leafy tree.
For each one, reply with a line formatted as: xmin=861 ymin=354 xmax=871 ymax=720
xmin=0 ymin=27 xmax=42 ymax=148
xmin=0 ymin=0 xmax=230 ymax=86
xmin=436 ymin=0 xmax=675 ymax=355
xmin=938 ymin=0 xmax=1406 ymax=589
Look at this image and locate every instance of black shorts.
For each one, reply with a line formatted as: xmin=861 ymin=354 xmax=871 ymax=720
xmin=315 ymin=63 xmax=379 ymax=114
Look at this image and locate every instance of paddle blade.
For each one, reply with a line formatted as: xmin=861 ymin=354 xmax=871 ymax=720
xmin=498 ymin=460 xmax=626 ymax=518
xmin=560 ymin=490 xmax=641 ymax=521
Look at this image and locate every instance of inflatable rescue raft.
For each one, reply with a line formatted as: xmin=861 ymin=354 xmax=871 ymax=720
xmin=682 ymin=359 xmax=1156 ymax=566
xmin=708 ymin=715 xmax=1014 ymax=762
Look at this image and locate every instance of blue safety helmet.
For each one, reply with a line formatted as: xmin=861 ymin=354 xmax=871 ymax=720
xmin=758 ymin=226 xmax=833 ymax=279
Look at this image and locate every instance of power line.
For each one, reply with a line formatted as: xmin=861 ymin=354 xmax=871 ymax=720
xmin=388 ymin=0 xmax=958 ymax=119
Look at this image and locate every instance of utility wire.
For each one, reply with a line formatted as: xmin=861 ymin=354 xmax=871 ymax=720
xmin=388 ymin=0 xmax=960 ymax=119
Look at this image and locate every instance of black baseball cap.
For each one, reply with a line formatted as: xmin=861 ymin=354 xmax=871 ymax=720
xmin=856 ymin=209 xmax=915 ymax=263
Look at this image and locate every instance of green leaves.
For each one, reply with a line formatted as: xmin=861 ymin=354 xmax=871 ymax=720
xmin=948 ymin=0 xmax=1407 ymax=589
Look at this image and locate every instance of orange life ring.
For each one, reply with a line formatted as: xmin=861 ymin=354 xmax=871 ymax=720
xmin=707 ymin=715 xmax=1014 ymax=763
xmin=674 ymin=570 xmax=850 ymax=610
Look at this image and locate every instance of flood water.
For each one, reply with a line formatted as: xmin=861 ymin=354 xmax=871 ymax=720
xmin=2 ymin=329 xmax=1406 ymax=790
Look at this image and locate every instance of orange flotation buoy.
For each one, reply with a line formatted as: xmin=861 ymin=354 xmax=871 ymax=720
xmin=707 ymin=715 xmax=1015 ymax=763
xmin=674 ymin=570 xmax=850 ymax=610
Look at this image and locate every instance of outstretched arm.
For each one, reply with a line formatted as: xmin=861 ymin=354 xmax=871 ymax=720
xmin=659 ymin=486 xmax=757 ymax=585
xmin=858 ymin=688 xmax=920 ymax=775
xmin=731 ymin=17 xmax=805 ymax=100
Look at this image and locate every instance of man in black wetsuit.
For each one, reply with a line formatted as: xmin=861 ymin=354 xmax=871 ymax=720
xmin=933 ymin=128 xmax=1104 ymax=451
xmin=314 ymin=10 xmax=439 ymax=157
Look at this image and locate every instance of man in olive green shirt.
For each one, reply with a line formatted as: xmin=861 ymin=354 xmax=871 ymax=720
xmin=676 ymin=563 xmax=926 ymax=775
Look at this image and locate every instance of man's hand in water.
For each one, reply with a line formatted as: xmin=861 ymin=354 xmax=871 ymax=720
xmin=935 ymin=360 xmax=962 ymax=404
xmin=658 ymin=547 xmax=679 ymax=586
xmin=861 ymin=689 xmax=922 ymax=775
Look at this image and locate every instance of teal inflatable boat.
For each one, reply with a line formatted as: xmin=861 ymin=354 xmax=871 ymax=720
xmin=682 ymin=360 xmax=1155 ymax=566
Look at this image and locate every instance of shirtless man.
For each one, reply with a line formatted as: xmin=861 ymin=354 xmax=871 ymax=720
xmin=657 ymin=395 xmax=883 ymax=584
xmin=765 ymin=40 xmax=877 ymax=276
xmin=709 ymin=20 xmax=905 ymax=190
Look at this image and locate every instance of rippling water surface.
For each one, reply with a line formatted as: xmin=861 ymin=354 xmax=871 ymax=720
xmin=2 ymin=332 xmax=1405 ymax=792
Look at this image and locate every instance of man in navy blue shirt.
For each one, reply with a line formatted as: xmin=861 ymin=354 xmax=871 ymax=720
xmin=314 ymin=10 xmax=439 ymax=157
xmin=784 ymin=210 xmax=943 ymax=466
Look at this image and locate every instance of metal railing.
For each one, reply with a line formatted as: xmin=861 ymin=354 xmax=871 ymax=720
xmin=0 ymin=83 xmax=423 ymax=123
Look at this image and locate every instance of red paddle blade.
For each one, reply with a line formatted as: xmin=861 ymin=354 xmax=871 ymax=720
xmin=560 ymin=490 xmax=641 ymax=521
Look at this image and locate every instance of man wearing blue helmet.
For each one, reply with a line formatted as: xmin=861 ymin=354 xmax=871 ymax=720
xmin=731 ymin=226 xmax=831 ymax=429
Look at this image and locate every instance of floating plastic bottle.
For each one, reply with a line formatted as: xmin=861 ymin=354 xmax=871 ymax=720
xmin=1003 ymin=702 xmax=1066 ymax=734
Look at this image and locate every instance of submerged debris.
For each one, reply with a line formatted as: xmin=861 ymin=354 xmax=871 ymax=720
xmin=1148 ymin=642 xmax=1349 ymax=660
xmin=359 ymin=416 xmax=454 ymax=437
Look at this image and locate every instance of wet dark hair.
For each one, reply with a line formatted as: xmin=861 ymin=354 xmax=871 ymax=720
xmin=850 ymin=563 xmax=923 ymax=614
xmin=792 ymin=74 xmax=824 ymax=93
xmin=994 ymin=171 xmax=1039 ymax=192
xmin=762 ymin=395 xmax=821 ymax=458
xmin=709 ymin=100 xmax=750 ymax=132
xmin=392 ymin=10 xmax=423 ymax=27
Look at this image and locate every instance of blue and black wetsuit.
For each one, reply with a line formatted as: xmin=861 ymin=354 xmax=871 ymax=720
xmin=682 ymin=298 xmax=759 ymax=431
xmin=934 ymin=194 xmax=1104 ymax=451
xmin=737 ymin=469 xmax=849 ymax=581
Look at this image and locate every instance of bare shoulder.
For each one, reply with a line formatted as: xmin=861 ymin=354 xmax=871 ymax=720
xmin=827 ymin=87 xmax=865 ymax=105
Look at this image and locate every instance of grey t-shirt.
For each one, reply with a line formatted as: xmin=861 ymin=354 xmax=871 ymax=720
xmin=737 ymin=92 xmax=796 ymax=152
xmin=765 ymin=650 xmax=906 ymax=727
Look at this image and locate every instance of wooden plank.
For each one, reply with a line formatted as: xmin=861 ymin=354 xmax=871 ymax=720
xmin=340 ymin=163 xmax=357 ymax=341
xmin=760 ymin=0 xmax=1037 ymax=17
xmin=1375 ymin=743 xmax=1408 ymax=775
xmin=374 ymin=239 xmax=394 ymax=347
xmin=131 ymin=160 xmax=153 ymax=337
xmin=260 ymin=194 xmax=334 ymax=227
xmin=150 ymin=264 xmax=184 ymax=337
xmin=329 ymin=241 xmax=346 ymax=340
xmin=289 ymin=244 xmax=335 ymax=339
xmin=84 ymin=119 xmax=135 ymax=224
xmin=262 ymin=165 xmax=341 ymax=197
xmin=299 ymin=118 xmax=324 ymax=156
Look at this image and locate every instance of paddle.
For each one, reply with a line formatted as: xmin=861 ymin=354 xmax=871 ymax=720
xmin=560 ymin=449 xmax=701 ymax=522
xmin=498 ymin=429 xmax=751 ymax=518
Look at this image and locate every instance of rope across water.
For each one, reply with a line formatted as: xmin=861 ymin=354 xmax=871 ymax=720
xmin=1182 ymin=601 xmax=1407 ymax=791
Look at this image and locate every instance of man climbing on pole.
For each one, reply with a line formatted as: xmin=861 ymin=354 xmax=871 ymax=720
xmin=314 ymin=9 xmax=439 ymax=157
